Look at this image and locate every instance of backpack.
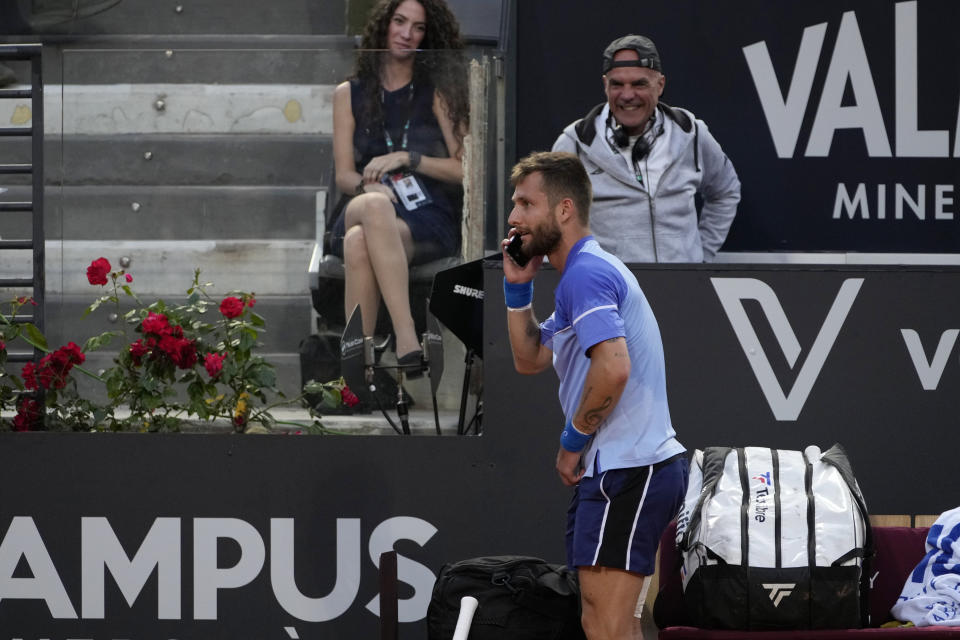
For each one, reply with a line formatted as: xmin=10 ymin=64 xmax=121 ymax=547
xmin=676 ymin=444 xmax=872 ymax=631
xmin=426 ymin=556 xmax=586 ymax=640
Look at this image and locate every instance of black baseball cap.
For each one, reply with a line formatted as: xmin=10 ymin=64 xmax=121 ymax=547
xmin=602 ymin=34 xmax=662 ymax=74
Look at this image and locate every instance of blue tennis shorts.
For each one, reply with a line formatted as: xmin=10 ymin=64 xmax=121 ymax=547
xmin=565 ymin=454 xmax=688 ymax=575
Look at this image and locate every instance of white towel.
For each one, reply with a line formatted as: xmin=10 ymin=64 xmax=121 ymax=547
xmin=890 ymin=506 xmax=960 ymax=626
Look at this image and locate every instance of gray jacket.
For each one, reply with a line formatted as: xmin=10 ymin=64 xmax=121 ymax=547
xmin=553 ymin=102 xmax=740 ymax=262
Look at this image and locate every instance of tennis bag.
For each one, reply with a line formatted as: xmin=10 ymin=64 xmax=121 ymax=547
xmin=426 ymin=555 xmax=586 ymax=640
xmin=676 ymin=444 xmax=872 ymax=630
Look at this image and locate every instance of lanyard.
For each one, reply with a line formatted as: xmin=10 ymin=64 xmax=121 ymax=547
xmin=382 ymin=83 xmax=414 ymax=152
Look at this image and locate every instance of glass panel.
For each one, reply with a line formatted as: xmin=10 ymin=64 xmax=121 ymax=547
xmin=50 ymin=47 xmax=498 ymax=434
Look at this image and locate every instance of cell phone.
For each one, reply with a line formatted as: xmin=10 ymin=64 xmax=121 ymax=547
xmin=506 ymin=232 xmax=530 ymax=268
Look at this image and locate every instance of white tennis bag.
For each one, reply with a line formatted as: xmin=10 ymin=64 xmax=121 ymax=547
xmin=675 ymin=444 xmax=872 ymax=630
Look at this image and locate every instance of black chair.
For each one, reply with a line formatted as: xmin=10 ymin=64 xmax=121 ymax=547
xmin=307 ymin=177 xmax=461 ymax=357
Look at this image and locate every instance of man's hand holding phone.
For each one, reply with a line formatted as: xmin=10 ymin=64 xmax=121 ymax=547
xmin=505 ymin=232 xmax=530 ymax=268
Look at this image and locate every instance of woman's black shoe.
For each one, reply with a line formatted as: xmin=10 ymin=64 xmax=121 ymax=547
xmin=396 ymin=349 xmax=425 ymax=379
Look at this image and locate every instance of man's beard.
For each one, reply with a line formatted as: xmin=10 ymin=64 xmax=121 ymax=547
xmin=524 ymin=215 xmax=562 ymax=258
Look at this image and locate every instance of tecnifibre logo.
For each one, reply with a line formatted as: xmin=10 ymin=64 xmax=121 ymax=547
xmin=711 ymin=278 xmax=864 ymax=421
xmin=763 ymin=583 xmax=796 ymax=607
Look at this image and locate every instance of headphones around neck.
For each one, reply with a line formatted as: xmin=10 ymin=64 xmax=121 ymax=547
xmin=607 ymin=113 xmax=663 ymax=163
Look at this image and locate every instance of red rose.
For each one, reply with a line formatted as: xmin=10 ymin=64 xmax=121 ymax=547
xmin=22 ymin=362 xmax=38 ymax=390
xmin=247 ymin=298 xmax=256 ymax=308
xmin=341 ymin=384 xmax=360 ymax=408
xmin=204 ymin=352 xmax=225 ymax=378
xmin=31 ymin=343 xmax=85 ymax=390
xmin=219 ymin=296 xmax=244 ymax=319
xmin=13 ymin=397 xmax=41 ymax=431
xmin=60 ymin=342 xmax=85 ymax=366
xmin=141 ymin=312 xmax=170 ymax=336
xmin=35 ymin=357 xmax=56 ymax=389
xmin=86 ymin=257 xmax=111 ymax=286
xmin=158 ymin=335 xmax=197 ymax=369
xmin=0 ymin=340 xmax=5 ymax=351
xmin=125 ymin=273 xmax=133 ymax=283
xmin=175 ymin=341 xmax=198 ymax=369
xmin=129 ymin=339 xmax=149 ymax=365
xmin=157 ymin=335 xmax=177 ymax=356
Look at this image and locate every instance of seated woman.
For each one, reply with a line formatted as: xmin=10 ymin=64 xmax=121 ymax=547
xmin=329 ymin=0 xmax=468 ymax=375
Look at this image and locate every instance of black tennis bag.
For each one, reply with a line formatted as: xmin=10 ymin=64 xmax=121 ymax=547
xmin=426 ymin=555 xmax=586 ymax=640
xmin=676 ymin=444 xmax=873 ymax=631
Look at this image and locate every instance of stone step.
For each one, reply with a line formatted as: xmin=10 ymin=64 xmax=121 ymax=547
xmin=1 ymin=134 xmax=333 ymax=186
xmin=1 ymin=185 xmax=323 ymax=240
xmin=0 ymin=82 xmax=337 ymax=135
xmin=0 ymin=239 xmax=314 ymax=295
xmin=1 ymin=2 xmax=348 ymax=36
xmin=50 ymin=39 xmax=357 ymax=85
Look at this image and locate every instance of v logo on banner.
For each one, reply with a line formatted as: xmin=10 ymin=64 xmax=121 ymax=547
xmin=711 ymin=278 xmax=864 ymax=421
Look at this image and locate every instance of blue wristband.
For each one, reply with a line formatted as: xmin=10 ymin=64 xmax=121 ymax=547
xmin=503 ymin=278 xmax=534 ymax=309
xmin=560 ymin=418 xmax=591 ymax=453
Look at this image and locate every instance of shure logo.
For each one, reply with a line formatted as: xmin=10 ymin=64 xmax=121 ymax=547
xmin=453 ymin=284 xmax=484 ymax=300
xmin=711 ymin=278 xmax=863 ymax=421
xmin=340 ymin=337 xmax=364 ymax=355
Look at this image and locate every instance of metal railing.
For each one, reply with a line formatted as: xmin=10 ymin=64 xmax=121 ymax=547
xmin=0 ymin=44 xmax=44 ymax=369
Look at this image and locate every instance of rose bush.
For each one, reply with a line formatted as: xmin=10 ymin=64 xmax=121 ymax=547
xmin=0 ymin=258 xmax=358 ymax=433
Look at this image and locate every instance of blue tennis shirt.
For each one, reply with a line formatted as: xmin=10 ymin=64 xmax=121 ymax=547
xmin=540 ymin=236 xmax=684 ymax=477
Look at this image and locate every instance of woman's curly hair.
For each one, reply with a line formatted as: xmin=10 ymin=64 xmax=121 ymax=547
xmin=353 ymin=0 xmax=470 ymax=146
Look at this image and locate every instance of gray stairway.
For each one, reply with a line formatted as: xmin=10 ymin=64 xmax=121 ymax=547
xmin=1 ymin=0 xmax=356 ymax=399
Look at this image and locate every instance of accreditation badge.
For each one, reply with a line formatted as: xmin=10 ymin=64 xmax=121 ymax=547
xmin=386 ymin=171 xmax=432 ymax=211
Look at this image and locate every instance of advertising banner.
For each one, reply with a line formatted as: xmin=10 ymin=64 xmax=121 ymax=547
xmin=483 ymin=263 xmax=960 ymax=518
xmin=516 ymin=0 xmax=960 ymax=252
xmin=2 ymin=263 xmax=958 ymax=638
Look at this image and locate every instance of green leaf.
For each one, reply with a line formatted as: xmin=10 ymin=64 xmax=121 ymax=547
xmin=187 ymin=380 xmax=205 ymax=402
xmin=141 ymin=375 xmax=160 ymax=393
xmin=21 ymin=323 xmax=48 ymax=351
xmin=303 ymin=379 xmax=330 ymax=395
xmin=106 ymin=375 xmax=125 ymax=399
xmin=83 ymin=295 xmax=112 ymax=317
xmin=251 ymin=365 xmax=277 ymax=389
xmin=238 ymin=329 xmax=257 ymax=352
xmin=305 ymin=420 xmax=329 ymax=435
xmin=83 ymin=331 xmax=122 ymax=353
xmin=250 ymin=313 xmax=266 ymax=328
xmin=320 ymin=386 xmax=341 ymax=409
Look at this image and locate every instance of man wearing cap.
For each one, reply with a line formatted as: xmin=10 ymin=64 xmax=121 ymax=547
xmin=553 ymin=35 xmax=740 ymax=263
